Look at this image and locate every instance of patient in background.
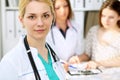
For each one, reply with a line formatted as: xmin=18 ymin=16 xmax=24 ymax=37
xmin=69 ymin=0 xmax=120 ymax=69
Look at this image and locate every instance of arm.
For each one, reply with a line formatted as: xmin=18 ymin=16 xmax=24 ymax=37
xmin=68 ymin=53 xmax=90 ymax=64
xmin=69 ymin=26 xmax=95 ymax=64
xmin=86 ymin=56 xmax=120 ymax=69
xmin=78 ymin=53 xmax=90 ymax=62
xmin=97 ymin=56 xmax=120 ymax=67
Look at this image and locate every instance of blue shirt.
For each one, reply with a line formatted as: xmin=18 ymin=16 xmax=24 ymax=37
xmin=38 ymin=51 xmax=59 ymax=80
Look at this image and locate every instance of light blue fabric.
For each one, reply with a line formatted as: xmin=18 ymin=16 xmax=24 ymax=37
xmin=38 ymin=51 xmax=59 ymax=80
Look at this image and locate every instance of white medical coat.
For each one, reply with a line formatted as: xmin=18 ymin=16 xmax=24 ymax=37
xmin=0 ymin=37 xmax=67 ymax=80
xmin=46 ymin=20 xmax=84 ymax=61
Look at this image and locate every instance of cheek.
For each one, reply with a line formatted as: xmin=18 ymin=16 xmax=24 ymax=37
xmin=66 ymin=8 xmax=69 ymax=14
xmin=101 ymin=18 xmax=105 ymax=23
xmin=47 ymin=21 xmax=52 ymax=30
xmin=109 ymin=19 xmax=117 ymax=24
xmin=45 ymin=19 xmax=52 ymax=31
xmin=24 ymin=20 xmax=36 ymax=27
xmin=101 ymin=17 xmax=106 ymax=21
xmin=48 ymin=17 xmax=53 ymax=26
xmin=56 ymin=11 xmax=60 ymax=17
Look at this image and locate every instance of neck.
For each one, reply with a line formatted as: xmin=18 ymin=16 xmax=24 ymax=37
xmin=27 ymin=35 xmax=48 ymax=61
xmin=27 ymin=35 xmax=46 ymax=51
xmin=56 ymin=20 xmax=67 ymax=32
xmin=103 ymin=25 xmax=120 ymax=32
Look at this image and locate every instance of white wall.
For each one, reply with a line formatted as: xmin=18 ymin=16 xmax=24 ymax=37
xmin=0 ymin=0 xmax=2 ymax=60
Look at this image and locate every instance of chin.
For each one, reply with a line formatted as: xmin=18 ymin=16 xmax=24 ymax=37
xmin=103 ymin=25 xmax=109 ymax=29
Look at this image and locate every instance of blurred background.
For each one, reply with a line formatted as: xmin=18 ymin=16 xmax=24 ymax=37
xmin=0 ymin=0 xmax=105 ymax=60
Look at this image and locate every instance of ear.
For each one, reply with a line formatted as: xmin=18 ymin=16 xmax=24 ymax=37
xmin=19 ymin=16 xmax=23 ymax=23
xmin=19 ymin=16 xmax=25 ymax=28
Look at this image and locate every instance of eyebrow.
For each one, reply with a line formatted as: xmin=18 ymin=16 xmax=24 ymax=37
xmin=27 ymin=11 xmax=51 ymax=15
xmin=43 ymin=11 xmax=51 ymax=14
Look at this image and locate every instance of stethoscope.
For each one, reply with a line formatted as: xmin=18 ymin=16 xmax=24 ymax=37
xmin=24 ymin=36 xmax=59 ymax=80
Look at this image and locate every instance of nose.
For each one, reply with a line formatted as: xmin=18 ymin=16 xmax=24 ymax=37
xmin=105 ymin=18 xmax=109 ymax=23
xmin=37 ymin=18 xmax=44 ymax=26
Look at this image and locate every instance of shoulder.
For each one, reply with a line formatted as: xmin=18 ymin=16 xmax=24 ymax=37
xmin=0 ymin=37 xmax=26 ymax=79
xmin=68 ymin=20 xmax=79 ymax=32
xmin=89 ymin=25 xmax=99 ymax=32
xmin=70 ymin=20 xmax=79 ymax=26
xmin=46 ymin=42 xmax=59 ymax=54
xmin=85 ymin=25 xmax=100 ymax=39
xmin=0 ymin=37 xmax=26 ymax=64
xmin=70 ymin=20 xmax=84 ymax=34
xmin=88 ymin=25 xmax=100 ymax=34
xmin=70 ymin=20 xmax=79 ymax=28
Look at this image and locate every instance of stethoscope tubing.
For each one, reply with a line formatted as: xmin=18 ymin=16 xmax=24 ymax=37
xmin=24 ymin=36 xmax=41 ymax=80
xmin=24 ymin=36 xmax=59 ymax=80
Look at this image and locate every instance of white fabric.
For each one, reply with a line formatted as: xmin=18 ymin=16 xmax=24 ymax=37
xmin=85 ymin=25 xmax=120 ymax=61
xmin=0 ymin=36 xmax=66 ymax=80
xmin=46 ymin=21 xmax=84 ymax=61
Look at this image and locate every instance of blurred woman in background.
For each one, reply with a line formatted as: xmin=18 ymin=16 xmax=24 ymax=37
xmin=47 ymin=0 xmax=83 ymax=63
xmin=69 ymin=0 xmax=120 ymax=69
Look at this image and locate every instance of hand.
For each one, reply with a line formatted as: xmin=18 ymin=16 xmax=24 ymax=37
xmin=68 ymin=56 xmax=80 ymax=64
xmin=63 ymin=63 xmax=69 ymax=72
xmin=60 ymin=60 xmax=69 ymax=72
xmin=86 ymin=61 xmax=98 ymax=69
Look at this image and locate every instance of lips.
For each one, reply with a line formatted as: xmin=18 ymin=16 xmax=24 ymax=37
xmin=35 ymin=29 xmax=45 ymax=32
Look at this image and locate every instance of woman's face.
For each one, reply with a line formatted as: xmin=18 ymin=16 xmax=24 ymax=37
xmin=20 ymin=1 xmax=53 ymax=40
xmin=55 ymin=0 xmax=69 ymax=21
xmin=101 ymin=8 xmax=120 ymax=29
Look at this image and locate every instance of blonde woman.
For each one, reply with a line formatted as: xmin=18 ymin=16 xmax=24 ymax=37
xmin=0 ymin=0 xmax=66 ymax=80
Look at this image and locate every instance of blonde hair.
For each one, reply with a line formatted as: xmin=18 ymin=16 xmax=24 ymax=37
xmin=19 ymin=0 xmax=54 ymax=18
